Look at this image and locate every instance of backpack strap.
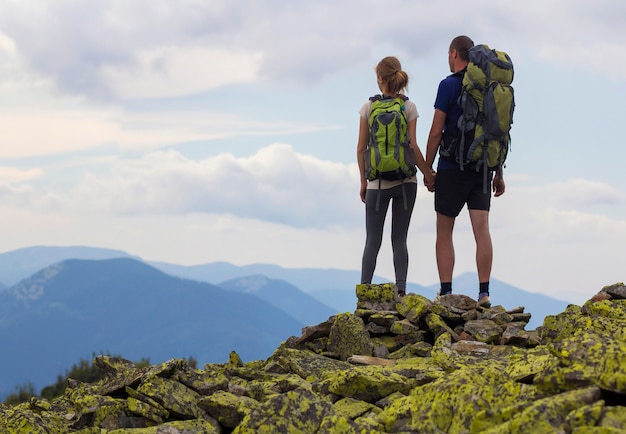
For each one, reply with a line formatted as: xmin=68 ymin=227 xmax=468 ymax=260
xmin=454 ymin=69 xmax=469 ymax=171
xmin=374 ymin=178 xmax=409 ymax=212
xmin=376 ymin=177 xmax=382 ymax=212
xmin=400 ymin=177 xmax=408 ymax=210
xmin=482 ymin=146 xmax=489 ymax=194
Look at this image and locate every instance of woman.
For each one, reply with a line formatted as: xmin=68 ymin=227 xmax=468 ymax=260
xmin=357 ymin=56 xmax=434 ymax=296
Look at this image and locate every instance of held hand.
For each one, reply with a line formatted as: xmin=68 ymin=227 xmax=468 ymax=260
xmin=424 ymin=170 xmax=436 ymax=192
xmin=493 ymin=176 xmax=505 ymax=197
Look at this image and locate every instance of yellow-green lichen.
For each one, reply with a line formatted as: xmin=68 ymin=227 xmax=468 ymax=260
xmin=328 ymin=313 xmax=373 ymax=361
xmin=328 ymin=366 xmax=416 ymax=402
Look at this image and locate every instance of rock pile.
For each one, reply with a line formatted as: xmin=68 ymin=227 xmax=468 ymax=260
xmin=294 ymin=283 xmax=539 ymax=363
xmin=2 ymin=282 xmax=626 ymax=433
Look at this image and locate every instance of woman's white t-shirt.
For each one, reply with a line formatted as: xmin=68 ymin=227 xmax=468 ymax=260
xmin=359 ymin=97 xmax=420 ymax=190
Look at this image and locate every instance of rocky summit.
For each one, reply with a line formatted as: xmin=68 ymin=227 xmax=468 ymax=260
xmin=2 ymin=283 xmax=626 ymax=433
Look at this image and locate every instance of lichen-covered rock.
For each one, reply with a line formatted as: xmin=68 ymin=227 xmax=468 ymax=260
xmin=424 ymin=312 xmax=457 ymax=339
xmin=136 ymin=375 xmax=204 ymax=419
xmin=535 ymin=330 xmax=626 ymax=394
xmin=598 ymin=405 xmax=626 ymax=429
xmin=389 ymin=319 xmax=424 ymax=342
xmin=171 ymin=367 xmax=229 ymax=396
xmin=601 ymin=282 xmax=626 ymax=299
xmin=4 ymin=282 xmax=626 ymax=433
xmin=232 ymin=387 xmax=332 ymax=433
xmin=501 ymin=323 xmax=530 ymax=345
xmin=565 ymin=399 xmax=605 ymax=432
xmin=0 ymin=400 xmax=68 ymax=434
xmin=502 ymin=346 xmax=558 ymax=383
xmin=332 ymin=396 xmax=380 ymax=419
xmin=368 ymin=312 xmax=399 ymax=328
xmin=318 ymin=413 xmax=385 ymax=433
xmin=470 ymin=385 xmax=601 ymax=433
xmin=327 ymin=312 xmax=373 ymax=361
xmin=582 ymin=298 xmax=626 ymax=323
xmin=265 ymin=347 xmax=353 ymax=384
xmin=388 ymin=341 xmax=432 ymax=359
xmin=370 ymin=335 xmax=402 ymax=355
xmin=328 ymin=366 xmax=417 ymax=402
xmin=395 ymin=293 xmax=431 ymax=323
xmin=107 ymin=418 xmax=220 ymax=433
xmin=540 ymin=304 xmax=584 ymax=343
xmin=463 ymin=318 xmax=504 ymax=343
xmin=197 ymin=390 xmax=259 ymax=428
xmin=355 ymin=283 xmax=398 ymax=311
xmin=377 ymin=361 xmax=544 ymax=432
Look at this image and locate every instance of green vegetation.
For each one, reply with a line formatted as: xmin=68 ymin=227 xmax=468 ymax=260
xmin=3 ymin=353 xmax=198 ymax=405
xmin=3 ymin=382 xmax=35 ymax=406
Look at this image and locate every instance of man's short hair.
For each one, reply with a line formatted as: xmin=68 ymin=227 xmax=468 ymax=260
xmin=450 ymin=35 xmax=474 ymax=62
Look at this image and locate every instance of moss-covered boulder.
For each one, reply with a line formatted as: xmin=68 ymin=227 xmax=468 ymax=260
xmin=327 ymin=312 xmax=373 ymax=361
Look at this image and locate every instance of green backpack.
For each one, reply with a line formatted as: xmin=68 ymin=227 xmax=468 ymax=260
xmin=457 ymin=44 xmax=514 ymax=189
xmin=364 ymin=95 xmax=417 ymax=182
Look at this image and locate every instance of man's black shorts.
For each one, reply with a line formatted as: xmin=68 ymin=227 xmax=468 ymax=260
xmin=435 ymin=168 xmax=491 ymax=217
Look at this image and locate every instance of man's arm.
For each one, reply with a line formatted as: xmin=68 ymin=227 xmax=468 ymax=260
xmin=426 ymin=108 xmax=447 ymax=169
xmin=493 ymin=166 xmax=505 ymax=197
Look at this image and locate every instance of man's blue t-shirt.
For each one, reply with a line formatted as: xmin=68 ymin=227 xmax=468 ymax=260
xmin=434 ymin=71 xmax=464 ymax=170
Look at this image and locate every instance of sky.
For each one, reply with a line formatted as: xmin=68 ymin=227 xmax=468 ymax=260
xmin=0 ymin=0 xmax=625 ymax=305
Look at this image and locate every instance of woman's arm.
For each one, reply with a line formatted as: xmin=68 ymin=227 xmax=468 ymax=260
xmin=357 ymin=117 xmax=369 ymax=203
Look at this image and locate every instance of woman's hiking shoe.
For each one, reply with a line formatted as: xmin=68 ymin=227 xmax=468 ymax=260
xmin=477 ymin=293 xmax=491 ymax=308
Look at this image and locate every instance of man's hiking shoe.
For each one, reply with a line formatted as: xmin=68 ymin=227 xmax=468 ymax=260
xmin=434 ymin=291 xmax=450 ymax=303
xmin=477 ymin=294 xmax=491 ymax=308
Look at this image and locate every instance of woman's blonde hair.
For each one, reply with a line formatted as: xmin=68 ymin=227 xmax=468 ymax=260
xmin=376 ymin=56 xmax=409 ymax=95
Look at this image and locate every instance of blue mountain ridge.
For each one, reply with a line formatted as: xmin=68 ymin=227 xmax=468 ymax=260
xmin=0 ymin=246 xmax=574 ymax=329
xmin=0 ymin=245 xmax=135 ymax=287
xmin=0 ymin=257 xmax=304 ymax=399
xmin=151 ymin=261 xmax=571 ymax=330
xmin=0 ymin=246 xmax=573 ymax=329
xmin=217 ymin=275 xmax=337 ymax=326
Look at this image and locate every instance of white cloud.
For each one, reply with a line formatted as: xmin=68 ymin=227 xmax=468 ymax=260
xmin=69 ymin=143 xmax=363 ymax=228
xmin=0 ymin=103 xmax=336 ymax=158
xmin=1 ymin=1 xmax=624 ymax=102
xmin=101 ymin=46 xmax=263 ymax=99
xmin=0 ymin=167 xmax=43 ymax=183
xmin=0 ymin=109 xmax=123 ymax=158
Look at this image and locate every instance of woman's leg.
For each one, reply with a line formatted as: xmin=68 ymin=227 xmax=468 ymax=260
xmin=361 ymin=188 xmax=392 ymax=284
xmin=390 ymin=183 xmax=417 ymax=293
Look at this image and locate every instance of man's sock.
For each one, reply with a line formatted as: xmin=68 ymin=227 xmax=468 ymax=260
xmin=479 ymin=281 xmax=490 ymax=297
xmin=440 ymin=282 xmax=452 ymax=295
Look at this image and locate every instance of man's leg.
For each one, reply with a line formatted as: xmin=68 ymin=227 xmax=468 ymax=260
xmin=436 ymin=212 xmax=456 ymax=287
xmin=469 ymin=209 xmax=493 ymax=285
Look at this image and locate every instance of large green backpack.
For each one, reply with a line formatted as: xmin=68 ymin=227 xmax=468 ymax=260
xmin=364 ymin=95 xmax=417 ymax=181
xmin=457 ymin=44 xmax=514 ymax=188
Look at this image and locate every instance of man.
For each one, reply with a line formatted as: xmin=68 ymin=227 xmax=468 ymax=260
xmin=425 ymin=35 xmax=505 ymax=307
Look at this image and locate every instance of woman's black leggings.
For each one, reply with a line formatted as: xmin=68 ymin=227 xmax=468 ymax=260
xmin=361 ymin=182 xmax=417 ymax=293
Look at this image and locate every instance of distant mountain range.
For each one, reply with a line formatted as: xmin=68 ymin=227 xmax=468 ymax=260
xmin=0 ymin=245 xmax=573 ymax=400
xmin=0 ymin=256 xmax=306 ymax=400
xmin=150 ymin=258 xmax=571 ymax=331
